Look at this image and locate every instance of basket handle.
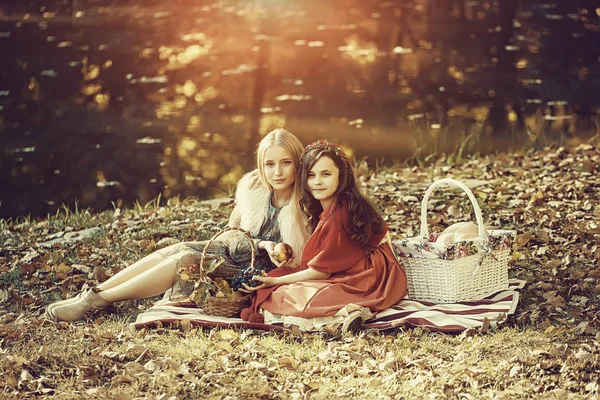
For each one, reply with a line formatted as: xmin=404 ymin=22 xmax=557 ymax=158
xmin=198 ymin=227 xmax=257 ymax=283
xmin=419 ymin=178 xmax=487 ymax=241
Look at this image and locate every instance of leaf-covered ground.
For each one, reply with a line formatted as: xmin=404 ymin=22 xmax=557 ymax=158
xmin=1 ymin=144 xmax=599 ymax=399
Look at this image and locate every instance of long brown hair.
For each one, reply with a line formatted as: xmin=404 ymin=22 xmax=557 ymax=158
xmin=299 ymin=145 xmax=384 ymax=247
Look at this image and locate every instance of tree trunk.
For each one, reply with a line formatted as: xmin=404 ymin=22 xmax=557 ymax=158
xmin=488 ymin=0 xmax=519 ymax=142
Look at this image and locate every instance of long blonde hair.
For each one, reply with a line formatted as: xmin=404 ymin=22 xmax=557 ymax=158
xmin=256 ymin=128 xmax=309 ymax=236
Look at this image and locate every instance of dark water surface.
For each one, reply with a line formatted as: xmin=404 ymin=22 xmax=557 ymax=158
xmin=1 ymin=1 xmax=599 ymax=219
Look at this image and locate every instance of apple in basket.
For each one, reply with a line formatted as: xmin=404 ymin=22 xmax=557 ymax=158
xmin=273 ymin=242 xmax=293 ymax=263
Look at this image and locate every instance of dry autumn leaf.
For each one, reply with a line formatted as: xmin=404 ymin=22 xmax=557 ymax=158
xmin=543 ymin=259 xmax=562 ymax=269
xmin=54 ymin=263 xmax=71 ymax=274
xmin=277 ymin=357 xmax=298 ymax=370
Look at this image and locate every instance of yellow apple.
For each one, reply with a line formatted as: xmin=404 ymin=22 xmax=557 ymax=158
xmin=273 ymin=242 xmax=293 ymax=262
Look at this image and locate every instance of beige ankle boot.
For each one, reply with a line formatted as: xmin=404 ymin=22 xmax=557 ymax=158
xmin=45 ymin=288 xmax=110 ymax=322
xmin=45 ymin=290 xmax=89 ymax=316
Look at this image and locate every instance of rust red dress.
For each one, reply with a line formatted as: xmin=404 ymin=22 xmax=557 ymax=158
xmin=250 ymin=200 xmax=407 ymax=319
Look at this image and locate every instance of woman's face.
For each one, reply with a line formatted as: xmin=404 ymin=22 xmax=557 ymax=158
xmin=263 ymin=145 xmax=295 ymax=192
xmin=307 ymin=155 xmax=340 ymax=209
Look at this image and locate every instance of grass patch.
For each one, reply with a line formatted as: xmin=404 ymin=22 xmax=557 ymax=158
xmin=2 ymin=317 xmax=595 ymax=399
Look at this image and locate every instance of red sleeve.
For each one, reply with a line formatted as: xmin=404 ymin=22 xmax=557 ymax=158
xmin=302 ymin=206 xmax=366 ymax=274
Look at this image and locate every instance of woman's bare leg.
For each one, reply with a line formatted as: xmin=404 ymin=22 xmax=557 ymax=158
xmin=98 ymin=255 xmax=179 ymax=303
xmin=96 ymin=252 xmax=166 ymax=291
xmin=96 ymin=243 xmax=186 ymax=291
xmin=46 ymin=248 xmax=184 ymax=321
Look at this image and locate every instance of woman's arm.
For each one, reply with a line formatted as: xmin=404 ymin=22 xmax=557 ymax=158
xmin=243 ymin=268 xmax=330 ymax=292
xmin=269 ymin=267 xmax=330 ymax=285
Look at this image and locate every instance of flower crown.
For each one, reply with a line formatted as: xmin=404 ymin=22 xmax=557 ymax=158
xmin=303 ymin=139 xmax=350 ymax=167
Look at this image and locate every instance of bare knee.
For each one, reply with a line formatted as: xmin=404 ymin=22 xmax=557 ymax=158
xmin=157 ymin=242 xmax=187 ymax=258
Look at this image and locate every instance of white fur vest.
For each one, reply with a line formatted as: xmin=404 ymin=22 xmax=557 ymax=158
xmin=228 ymin=172 xmax=308 ymax=267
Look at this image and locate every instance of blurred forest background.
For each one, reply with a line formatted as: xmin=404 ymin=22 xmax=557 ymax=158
xmin=1 ymin=0 xmax=599 ymax=219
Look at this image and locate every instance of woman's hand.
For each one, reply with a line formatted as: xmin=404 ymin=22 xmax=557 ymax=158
xmin=259 ymin=241 xmax=291 ymax=268
xmin=240 ymin=276 xmax=278 ymax=292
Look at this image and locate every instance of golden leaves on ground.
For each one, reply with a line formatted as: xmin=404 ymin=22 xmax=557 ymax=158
xmin=1 ymin=144 xmax=600 ymax=398
xmin=373 ymin=144 xmax=600 ymax=334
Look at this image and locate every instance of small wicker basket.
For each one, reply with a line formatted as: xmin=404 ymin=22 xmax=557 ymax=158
xmin=394 ymin=178 xmax=513 ymax=303
xmin=191 ymin=227 xmax=253 ymax=317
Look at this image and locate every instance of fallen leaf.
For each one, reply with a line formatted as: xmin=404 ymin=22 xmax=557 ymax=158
xmin=216 ymin=329 xmax=239 ymax=341
xmin=543 ymin=259 xmax=562 ymax=269
xmin=546 ymin=295 xmax=566 ymax=308
xmin=215 ymin=342 xmax=234 ymax=353
xmin=278 ymin=357 xmax=298 ymax=370
xmin=54 ymin=263 xmax=71 ymax=274
xmin=93 ymin=265 xmax=109 ymax=282
xmin=515 ymin=233 xmax=534 ymax=248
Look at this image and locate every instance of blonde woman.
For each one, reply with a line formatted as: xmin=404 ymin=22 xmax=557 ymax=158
xmin=45 ymin=129 xmax=310 ymax=322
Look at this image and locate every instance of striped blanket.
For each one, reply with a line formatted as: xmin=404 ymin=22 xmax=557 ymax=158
xmin=134 ymin=280 xmax=525 ymax=334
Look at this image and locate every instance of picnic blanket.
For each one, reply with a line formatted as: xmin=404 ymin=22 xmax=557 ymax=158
xmin=133 ymin=280 xmax=526 ymax=334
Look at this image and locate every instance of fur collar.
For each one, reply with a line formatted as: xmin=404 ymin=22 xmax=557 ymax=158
xmin=233 ymin=173 xmax=307 ymax=267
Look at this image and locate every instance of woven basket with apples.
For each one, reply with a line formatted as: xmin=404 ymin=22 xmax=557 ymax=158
xmin=180 ymin=227 xmax=293 ymax=317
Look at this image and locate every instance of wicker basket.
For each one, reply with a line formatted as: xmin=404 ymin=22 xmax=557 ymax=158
xmin=192 ymin=227 xmax=253 ymax=317
xmin=394 ymin=178 xmax=513 ymax=303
